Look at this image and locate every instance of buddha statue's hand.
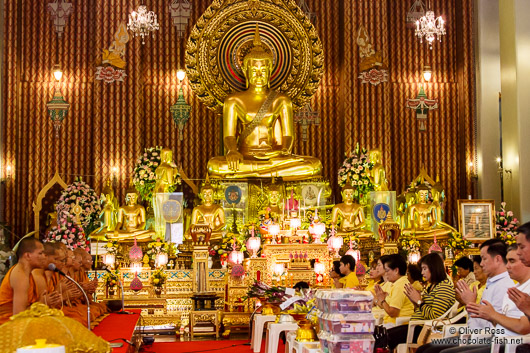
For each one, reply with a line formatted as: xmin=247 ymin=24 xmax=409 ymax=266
xmin=226 ymin=150 xmax=243 ymax=171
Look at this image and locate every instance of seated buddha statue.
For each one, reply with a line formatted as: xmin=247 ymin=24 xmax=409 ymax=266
xmin=44 ymin=203 xmax=59 ymax=236
xmin=207 ymin=25 xmax=322 ymax=180
xmin=331 ymin=182 xmax=371 ymax=237
xmin=189 ymin=178 xmax=225 ymax=241
xmin=90 ymin=178 xmax=118 ymax=241
xmin=402 ymin=186 xmax=454 ymax=240
xmin=368 ymin=148 xmax=388 ymax=191
xmin=107 ymin=189 xmax=154 ymax=242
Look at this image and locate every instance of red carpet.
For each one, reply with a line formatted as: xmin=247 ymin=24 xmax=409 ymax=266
xmin=141 ymin=339 xmax=285 ymax=353
xmin=92 ymin=310 xmax=141 ymax=353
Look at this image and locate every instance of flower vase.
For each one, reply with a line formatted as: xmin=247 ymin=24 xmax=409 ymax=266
xmin=107 ymin=286 xmax=115 ymax=297
xmin=154 ymin=286 xmax=162 ymax=297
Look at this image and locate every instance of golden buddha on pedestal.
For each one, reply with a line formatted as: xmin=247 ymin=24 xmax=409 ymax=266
xmin=368 ymin=148 xmax=388 ymax=191
xmin=91 ymin=179 xmax=118 ymax=241
xmin=331 ymin=183 xmax=371 ymax=237
xmin=107 ymin=189 xmax=154 ymax=242
xmin=189 ymin=178 xmax=225 ymax=241
xmin=153 ymin=148 xmax=180 ymax=238
xmin=401 ymin=186 xmax=454 ymax=240
xmin=207 ymin=25 xmax=322 ymax=180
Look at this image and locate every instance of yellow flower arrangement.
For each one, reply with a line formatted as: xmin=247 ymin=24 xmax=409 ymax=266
xmin=150 ymin=268 xmax=167 ymax=288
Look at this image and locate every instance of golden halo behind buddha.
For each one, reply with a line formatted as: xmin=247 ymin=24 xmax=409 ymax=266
xmin=185 ymin=0 xmax=324 ymax=112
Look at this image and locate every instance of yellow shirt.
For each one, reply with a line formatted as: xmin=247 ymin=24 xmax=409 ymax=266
xmin=383 ymin=276 xmax=415 ymax=324
xmin=470 ymin=281 xmax=486 ymax=303
xmin=412 ymin=281 xmax=423 ymax=292
xmin=381 ymin=280 xmax=393 ymax=293
xmin=339 ymin=272 xmax=359 ymax=289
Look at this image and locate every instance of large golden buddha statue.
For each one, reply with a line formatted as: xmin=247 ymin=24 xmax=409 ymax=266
xmin=90 ymin=179 xmax=118 ymax=241
xmin=402 ymin=185 xmax=454 ymax=240
xmin=207 ymin=25 xmax=322 ymax=180
xmin=107 ymin=188 xmax=154 ymax=242
xmin=331 ymin=181 xmax=371 ymax=237
xmin=189 ymin=177 xmax=225 ymax=241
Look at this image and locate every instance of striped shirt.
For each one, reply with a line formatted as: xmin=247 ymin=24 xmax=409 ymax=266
xmin=411 ymin=278 xmax=455 ymax=320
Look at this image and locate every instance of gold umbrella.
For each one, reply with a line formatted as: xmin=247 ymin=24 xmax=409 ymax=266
xmin=0 ymin=303 xmax=110 ymax=353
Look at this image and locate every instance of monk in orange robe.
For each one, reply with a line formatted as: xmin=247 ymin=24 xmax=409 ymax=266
xmin=0 ymin=237 xmax=44 ymax=325
xmin=31 ymin=242 xmax=62 ymax=309
xmin=60 ymin=248 xmax=89 ymax=326
xmin=77 ymin=249 xmax=108 ymax=317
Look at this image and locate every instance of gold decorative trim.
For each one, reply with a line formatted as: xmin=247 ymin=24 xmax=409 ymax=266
xmin=32 ymin=171 xmax=68 ymax=237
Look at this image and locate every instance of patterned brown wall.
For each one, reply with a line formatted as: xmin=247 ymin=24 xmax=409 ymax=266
xmin=1 ymin=0 xmax=475 ymax=240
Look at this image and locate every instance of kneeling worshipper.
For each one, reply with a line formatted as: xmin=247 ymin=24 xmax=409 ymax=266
xmin=373 ymin=254 xmax=415 ymax=328
xmin=385 ymin=253 xmax=455 ymax=351
xmin=0 ymin=237 xmax=45 ymax=325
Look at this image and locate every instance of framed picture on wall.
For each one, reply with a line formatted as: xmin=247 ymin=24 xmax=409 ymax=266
xmin=457 ymin=199 xmax=496 ymax=242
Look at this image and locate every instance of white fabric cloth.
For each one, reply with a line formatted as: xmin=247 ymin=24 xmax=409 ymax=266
xmin=468 ymin=271 xmax=514 ymax=330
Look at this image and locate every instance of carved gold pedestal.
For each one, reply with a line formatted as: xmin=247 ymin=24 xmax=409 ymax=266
xmin=190 ymin=310 xmax=220 ymax=339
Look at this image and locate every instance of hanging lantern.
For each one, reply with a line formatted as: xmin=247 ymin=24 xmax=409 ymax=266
xmin=47 ymin=89 xmax=69 ymax=138
xmin=129 ymin=238 xmax=143 ymax=262
xmin=311 ymin=222 xmax=326 ymax=244
xmin=130 ymin=262 xmax=142 ymax=274
xmin=345 ymin=241 xmax=361 ymax=263
xmin=246 ymin=235 xmax=261 ymax=259
xmin=231 ymin=264 xmax=245 ymax=277
xmin=328 ymin=235 xmax=343 ymax=258
xmin=273 ymin=263 xmax=285 ymax=277
xmin=169 ymin=0 xmax=192 ymax=37
xmin=155 ymin=253 xmax=169 ymax=268
xmin=130 ymin=273 xmax=143 ymax=292
xmin=228 ymin=249 xmax=244 ymax=265
xmin=170 ymin=86 xmax=192 ymax=141
xmin=102 ymin=253 xmax=115 ymax=268
xmin=408 ymin=250 xmax=421 ymax=264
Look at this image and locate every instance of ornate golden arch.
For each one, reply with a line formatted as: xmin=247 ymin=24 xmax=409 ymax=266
xmin=32 ymin=171 xmax=68 ymax=238
xmin=185 ymin=0 xmax=324 ymax=112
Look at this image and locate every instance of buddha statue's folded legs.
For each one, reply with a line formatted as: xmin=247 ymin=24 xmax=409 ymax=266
xmin=207 ymin=155 xmax=322 ymax=180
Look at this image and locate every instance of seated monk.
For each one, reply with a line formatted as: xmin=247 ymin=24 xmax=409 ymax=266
xmin=31 ymin=242 xmax=63 ymax=309
xmin=0 ymin=237 xmax=44 ymax=325
xmin=107 ymin=188 xmax=154 ymax=242
xmin=75 ymin=248 xmax=108 ymax=319
xmin=60 ymin=248 xmax=89 ymax=326
xmin=207 ymin=25 xmax=322 ymax=180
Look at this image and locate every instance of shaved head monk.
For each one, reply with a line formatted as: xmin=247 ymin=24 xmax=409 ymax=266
xmin=0 ymin=237 xmax=45 ymax=324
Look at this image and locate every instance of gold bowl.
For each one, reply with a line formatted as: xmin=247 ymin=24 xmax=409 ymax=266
xmin=295 ymin=319 xmax=317 ymax=342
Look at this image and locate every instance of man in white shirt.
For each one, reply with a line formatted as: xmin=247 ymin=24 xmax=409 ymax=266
xmin=458 ymin=239 xmax=515 ymax=330
xmin=437 ymin=245 xmax=530 ymax=353
xmin=510 ymin=222 xmax=530 ymax=315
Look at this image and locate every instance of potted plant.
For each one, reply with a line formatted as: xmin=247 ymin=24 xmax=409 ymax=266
xmin=150 ymin=268 xmax=167 ymax=297
xmin=103 ymin=269 xmax=120 ymax=297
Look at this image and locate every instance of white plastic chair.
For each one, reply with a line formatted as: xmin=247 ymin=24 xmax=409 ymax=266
xmin=396 ymin=301 xmax=461 ymax=353
xmin=490 ymin=333 xmax=530 ymax=353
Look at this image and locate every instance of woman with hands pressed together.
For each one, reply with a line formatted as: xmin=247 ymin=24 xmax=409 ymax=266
xmin=386 ymin=253 xmax=455 ymax=350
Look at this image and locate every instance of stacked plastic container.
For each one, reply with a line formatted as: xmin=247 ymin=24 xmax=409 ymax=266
xmin=314 ymin=289 xmax=375 ymax=353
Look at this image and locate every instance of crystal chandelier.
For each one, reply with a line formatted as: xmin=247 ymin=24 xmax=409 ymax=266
xmin=415 ymin=9 xmax=445 ymax=49
xmin=127 ymin=5 xmax=160 ymax=44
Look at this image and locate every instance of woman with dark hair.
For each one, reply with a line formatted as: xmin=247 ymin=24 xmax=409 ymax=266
xmin=339 ymin=254 xmax=359 ymax=288
xmin=330 ymin=260 xmax=345 ymax=288
xmin=454 ymin=256 xmax=475 ymax=285
xmin=407 ymin=263 xmax=424 ymax=292
xmin=385 ymin=253 xmax=455 ymax=350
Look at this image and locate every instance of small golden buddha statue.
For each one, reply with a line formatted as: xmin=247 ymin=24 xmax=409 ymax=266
xmin=153 ymin=148 xmax=180 ymax=238
xmin=91 ymin=179 xmax=118 ymax=241
xmin=267 ymin=179 xmax=283 ymax=218
xmin=331 ymin=182 xmax=371 ymax=237
xmin=207 ymin=25 xmax=322 ymax=180
xmin=107 ymin=189 xmax=154 ymax=242
xmin=402 ymin=186 xmax=453 ymax=240
xmin=189 ymin=178 xmax=225 ymax=241
xmin=368 ymin=148 xmax=388 ymax=191
xmin=44 ymin=203 xmax=59 ymax=236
